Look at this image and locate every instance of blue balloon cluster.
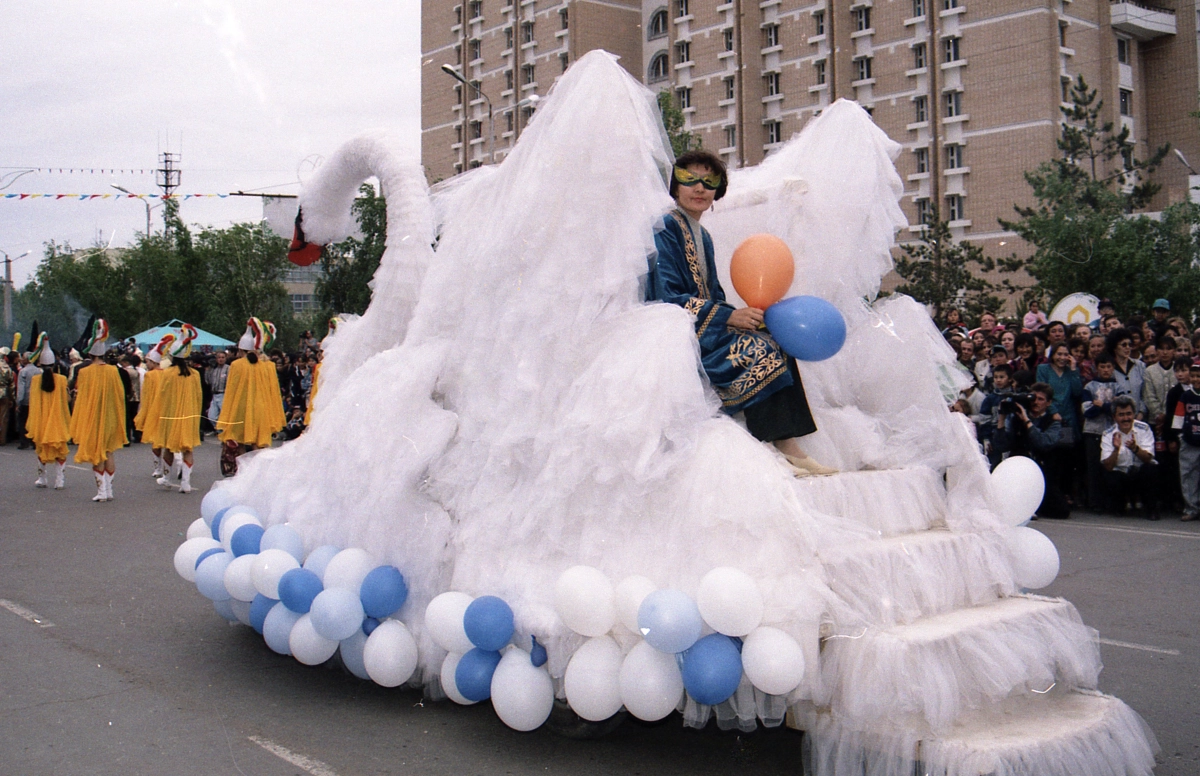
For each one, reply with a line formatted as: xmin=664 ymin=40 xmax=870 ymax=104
xmin=764 ymin=295 xmax=846 ymax=362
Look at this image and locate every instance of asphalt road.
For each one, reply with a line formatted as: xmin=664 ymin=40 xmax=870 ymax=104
xmin=1 ymin=441 xmax=1196 ymax=775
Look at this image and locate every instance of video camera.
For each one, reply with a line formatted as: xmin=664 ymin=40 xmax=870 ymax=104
xmin=998 ymin=393 xmax=1036 ymax=415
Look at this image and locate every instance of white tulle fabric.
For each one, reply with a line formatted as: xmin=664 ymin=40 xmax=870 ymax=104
xmin=210 ymin=51 xmax=1155 ymax=773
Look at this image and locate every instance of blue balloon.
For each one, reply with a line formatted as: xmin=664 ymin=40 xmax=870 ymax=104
xmin=362 ymin=617 xmax=381 ymax=636
xmin=455 ymin=648 xmax=503 ymax=702
xmin=195 ymin=547 xmax=224 ymax=570
xmin=262 ymin=602 xmax=301 ymax=655
xmin=213 ymin=598 xmax=238 ymax=622
xmin=530 ymin=635 xmax=547 ymax=668
xmin=680 ymin=633 xmax=743 ymax=705
xmin=210 ymin=507 xmax=231 ymax=540
xmin=764 ymin=295 xmax=847 ymax=362
xmin=339 ymin=630 xmax=371 ymax=680
xmin=201 ymin=488 xmax=236 ymax=525
xmin=309 ymin=588 xmax=365 ymax=641
xmin=278 ymin=568 xmax=324 ymax=614
xmin=302 ymin=545 xmax=341 ymax=581
xmin=463 ymin=595 xmax=514 ymax=651
xmin=260 ymin=524 xmax=305 ymax=562
xmin=230 ymin=524 xmax=265 ymax=557
xmin=249 ymin=594 xmax=277 ymax=634
xmin=359 ymin=566 xmax=409 ymax=618
xmin=638 ymin=589 xmax=703 ymax=654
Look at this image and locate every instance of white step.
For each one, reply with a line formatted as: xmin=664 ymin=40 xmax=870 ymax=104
xmin=800 ymin=689 xmax=1158 ymax=776
xmin=817 ymin=596 xmax=1102 ymax=733
xmin=792 ymin=467 xmax=946 ymax=536
xmin=821 ymin=529 xmax=1017 ymax=625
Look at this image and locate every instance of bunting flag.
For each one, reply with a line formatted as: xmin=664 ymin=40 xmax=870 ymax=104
xmin=2 ymin=193 xmax=230 ymax=200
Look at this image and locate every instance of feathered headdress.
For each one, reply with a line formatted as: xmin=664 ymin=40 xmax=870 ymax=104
xmin=261 ymin=321 xmax=277 ymax=351
xmin=85 ymin=318 xmax=109 ymax=357
xmin=169 ymin=323 xmax=198 ymax=359
xmin=30 ymin=332 xmax=55 ymax=366
xmin=238 ymin=317 xmax=265 ymax=351
xmin=147 ymin=332 xmax=177 ymax=364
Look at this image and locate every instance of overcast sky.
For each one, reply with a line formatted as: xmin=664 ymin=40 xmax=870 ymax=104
xmin=1 ymin=1 xmax=421 ymax=287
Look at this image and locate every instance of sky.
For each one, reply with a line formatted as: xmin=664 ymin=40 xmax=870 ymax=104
xmin=1 ymin=1 xmax=421 ymax=288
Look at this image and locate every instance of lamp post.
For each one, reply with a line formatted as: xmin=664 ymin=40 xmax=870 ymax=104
xmin=2 ymin=249 xmax=30 ymax=330
xmin=441 ymin=64 xmax=495 ymax=165
xmin=111 ymin=184 xmax=154 ymax=235
xmin=511 ymin=93 xmax=541 ymax=142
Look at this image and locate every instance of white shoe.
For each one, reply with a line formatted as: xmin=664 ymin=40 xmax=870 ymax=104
xmin=35 ymin=464 xmax=48 ymax=488
xmin=152 ymin=454 xmax=163 ymax=478
xmin=54 ymin=462 xmax=66 ymax=490
xmin=179 ymin=462 xmax=193 ymax=494
xmin=92 ymin=472 xmax=106 ymax=502
xmin=103 ymin=472 xmax=114 ymax=501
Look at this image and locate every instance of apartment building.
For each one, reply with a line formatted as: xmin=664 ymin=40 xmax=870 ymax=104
xmin=423 ymin=1 xmax=1200 ymax=259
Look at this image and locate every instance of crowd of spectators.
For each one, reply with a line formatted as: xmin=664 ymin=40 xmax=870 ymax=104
xmin=943 ymin=298 xmax=1200 ymax=521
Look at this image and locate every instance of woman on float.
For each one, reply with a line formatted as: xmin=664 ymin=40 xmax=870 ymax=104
xmin=69 ymin=319 xmax=127 ymax=502
xmin=155 ymin=324 xmax=203 ymax=493
xmin=25 ymin=333 xmax=71 ymax=489
xmin=303 ymin=317 xmax=337 ymax=427
xmin=216 ymin=318 xmax=286 ymax=474
xmin=134 ymin=332 xmax=176 ymax=478
xmin=648 ymin=150 xmax=833 ymax=476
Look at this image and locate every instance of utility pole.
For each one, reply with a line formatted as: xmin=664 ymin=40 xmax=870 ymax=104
xmin=158 ymin=151 xmax=181 ymax=236
xmin=2 ymin=249 xmax=30 ymax=330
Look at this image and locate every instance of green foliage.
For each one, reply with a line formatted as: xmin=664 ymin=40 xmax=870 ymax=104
xmin=998 ymin=75 xmax=1191 ymax=316
xmin=657 ymin=90 xmax=699 ymax=157
xmin=195 ymin=222 xmax=293 ymax=342
xmin=893 ymin=210 xmax=1002 ymax=323
xmin=315 ymin=183 xmax=387 ymax=316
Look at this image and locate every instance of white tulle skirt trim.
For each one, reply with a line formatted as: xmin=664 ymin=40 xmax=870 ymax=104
xmin=791 ymin=467 xmax=947 ymax=536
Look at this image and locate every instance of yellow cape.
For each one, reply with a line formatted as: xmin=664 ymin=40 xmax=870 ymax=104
xmin=157 ymin=365 xmax=203 ymax=451
xmin=304 ymin=361 xmax=322 ymax=426
xmin=26 ymin=372 xmax=71 ymax=463
xmin=216 ymin=355 xmax=285 ymax=447
xmin=70 ymin=362 xmax=127 ymax=465
xmin=134 ymin=367 xmax=164 ymax=435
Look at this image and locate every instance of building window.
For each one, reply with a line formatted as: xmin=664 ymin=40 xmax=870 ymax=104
xmin=649 ymin=52 xmax=670 ymax=82
xmin=946 ymin=194 xmax=965 ymax=222
xmin=1117 ymin=37 xmax=1130 ymax=64
xmin=505 ymin=69 xmax=514 ymax=90
xmin=506 ymin=112 xmax=514 ymax=132
xmin=944 ymin=37 xmax=961 ymax=63
xmin=649 ymin=9 xmax=668 ymax=39
xmin=853 ymin=56 xmax=872 ymax=81
xmin=677 ymin=86 xmax=692 ymax=109
xmin=916 ymin=198 xmax=932 ymax=225
xmin=560 ymin=8 xmax=568 ymax=30
xmin=454 ymin=162 xmax=463 ymax=175
xmin=725 ymin=28 xmax=735 ymax=51
xmin=1059 ymin=21 xmax=1068 ymax=48
xmin=560 ymin=53 xmax=569 ymax=73
xmin=854 ymin=7 xmax=871 ymax=32
xmin=455 ymin=45 xmax=462 ymax=64
xmin=944 ymin=90 xmax=962 ymax=117
xmin=1061 ymin=78 xmax=1070 ymax=102
xmin=765 ymin=72 xmax=781 ymax=96
xmin=522 ymin=63 xmax=535 ymax=85
xmin=676 ymin=0 xmax=689 ymax=18
xmin=521 ymin=21 xmax=534 ymax=44
xmin=469 ymin=159 xmax=482 ymax=169
xmin=454 ymin=84 xmax=463 ymax=102
xmin=764 ymin=23 xmax=779 ymax=48
xmin=676 ymin=40 xmax=691 ymax=64
xmin=943 ymin=0 xmax=959 ymax=8
xmin=455 ymin=124 xmax=463 ymax=143
xmin=913 ymin=0 xmax=925 ymax=17
xmin=468 ymin=38 xmax=481 ymax=61
xmin=814 ymin=10 xmax=825 ymax=35
xmin=913 ymin=43 xmax=926 ymax=69
xmin=469 ymin=1 xmax=481 ymax=19
xmin=914 ymin=95 xmax=928 ymax=122
xmin=1119 ymin=89 xmax=1132 ymax=116
xmin=725 ymin=76 xmax=735 ymax=99
xmin=946 ymin=143 xmax=964 ymax=169
xmin=766 ymin=120 xmax=783 ymax=145
xmin=291 ymin=294 xmax=315 ymax=313
xmin=455 ymin=6 xmax=463 ymax=25
xmin=504 ymin=26 xmax=513 ymax=49
xmin=915 ymin=147 xmax=928 ymax=173
xmin=725 ymin=125 xmax=737 ymax=148
xmin=470 ymin=120 xmax=482 ymax=139
xmin=815 ymin=60 xmax=826 ymax=85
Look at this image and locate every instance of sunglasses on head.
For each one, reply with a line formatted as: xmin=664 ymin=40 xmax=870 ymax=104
xmin=673 ymin=166 xmax=724 ymax=190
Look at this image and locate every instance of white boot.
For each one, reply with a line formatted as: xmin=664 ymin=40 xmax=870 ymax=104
xmin=92 ymin=471 xmax=106 ymax=502
xmin=103 ymin=472 xmax=114 ymax=501
xmin=54 ymin=462 xmax=66 ymax=490
xmin=156 ymin=455 xmax=175 ymax=486
xmin=179 ymin=462 xmax=193 ymax=494
xmin=152 ymin=452 xmax=163 ymax=478
xmin=35 ymin=463 xmax=48 ymax=488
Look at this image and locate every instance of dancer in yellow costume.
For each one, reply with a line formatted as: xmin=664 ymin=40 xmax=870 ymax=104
xmin=217 ymin=318 xmax=286 ymax=473
xmin=304 ymin=317 xmax=338 ymax=426
xmin=155 ymin=324 xmax=203 ymax=494
xmin=134 ymin=332 xmax=175 ymax=478
xmin=25 ymin=333 xmax=71 ymax=490
xmin=70 ymin=319 xmax=127 ymax=502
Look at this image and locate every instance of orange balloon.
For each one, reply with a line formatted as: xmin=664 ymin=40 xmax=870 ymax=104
xmin=730 ymin=234 xmax=795 ymax=309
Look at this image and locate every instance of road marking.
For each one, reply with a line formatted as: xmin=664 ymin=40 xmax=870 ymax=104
xmin=1046 ymin=521 xmax=1200 ymax=540
xmin=248 ymin=737 xmax=339 ymax=776
xmin=0 ymin=599 xmax=55 ymax=628
xmin=1099 ymin=638 xmax=1181 ymax=656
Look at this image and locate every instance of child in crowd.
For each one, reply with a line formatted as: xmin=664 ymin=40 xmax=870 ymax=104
xmin=1082 ymin=354 xmax=1119 ymax=511
xmin=1172 ymin=363 xmax=1200 ymax=522
xmin=1163 ymin=357 xmax=1194 ymax=515
xmin=979 ymin=363 xmax=1015 ymax=467
xmin=284 ymin=406 xmax=306 ymax=441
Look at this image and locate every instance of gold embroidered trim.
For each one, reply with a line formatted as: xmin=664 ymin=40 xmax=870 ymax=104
xmin=670 ymin=210 xmax=708 ymax=299
xmin=716 ymin=333 xmax=788 ymax=407
xmin=684 ymin=297 xmax=705 ymax=315
xmin=697 ymin=305 xmax=720 ymax=339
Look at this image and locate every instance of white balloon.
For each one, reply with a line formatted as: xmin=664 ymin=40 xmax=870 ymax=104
xmin=554 ymin=566 xmax=617 ymax=637
xmin=230 ymin=599 xmax=253 ymax=627
xmin=425 ymin=592 xmax=475 ymax=654
xmin=991 ymin=456 xmax=1045 ymax=526
xmin=290 ymin=614 xmax=339 ymax=665
xmin=220 ymin=512 xmax=263 ymax=553
xmin=440 ymin=652 xmax=478 ymax=705
xmin=322 ymin=548 xmax=375 ymax=592
xmin=186 ymin=518 xmax=210 ymax=540
xmin=564 ymin=636 xmax=624 ymax=722
xmin=619 ymin=641 xmax=683 ymax=721
xmin=263 ymin=602 xmax=301 ymax=655
xmin=260 ymin=524 xmax=306 ymax=562
xmin=195 ymin=552 xmax=233 ymax=601
xmin=223 ymin=554 xmax=260 ymax=602
xmin=1006 ymin=526 xmax=1060 ymax=589
xmin=303 ymin=545 xmax=341 ymax=580
xmin=363 ymin=620 xmax=420 ymax=687
xmin=200 ymin=487 xmax=236 ymax=524
xmin=339 ymin=630 xmax=371 ymax=680
xmin=252 ymin=549 xmax=300 ymax=599
xmin=742 ymin=626 xmax=806 ymax=696
xmin=174 ymin=537 xmax=220 ymax=582
xmin=697 ymin=567 xmax=764 ymax=637
xmin=491 ymin=648 xmax=555 ymax=731
xmin=614 ymin=576 xmax=657 ymax=633
xmin=309 ymin=588 xmax=366 ymax=641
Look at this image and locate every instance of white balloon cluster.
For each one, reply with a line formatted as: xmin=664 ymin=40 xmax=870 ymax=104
xmin=990 ymin=457 xmax=1061 ymax=590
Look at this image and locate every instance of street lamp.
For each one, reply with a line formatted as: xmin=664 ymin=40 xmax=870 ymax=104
xmin=111 ymin=184 xmax=155 ymax=236
xmin=510 ymin=93 xmax=541 ymax=142
xmin=441 ymin=63 xmax=495 ymax=165
xmin=2 ymin=249 xmax=31 ymax=330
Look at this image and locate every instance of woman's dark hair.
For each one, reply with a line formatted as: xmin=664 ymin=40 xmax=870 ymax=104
xmin=176 ymin=359 xmax=191 ymax=378
xmin=1047 ymin=342 xmax=1071 ymax=360
xmin=1106 ymin=327 xmax=1132 ymax=355
xmin=40 ymin=366 xmax=56 ymax=392
xmin=1014 ymin=332 xmax=1037 ymax=352
xmin=246 ymin=351 xmax=259 ymax=364
xmin=670 ymin=150 xmax=728 ymax=201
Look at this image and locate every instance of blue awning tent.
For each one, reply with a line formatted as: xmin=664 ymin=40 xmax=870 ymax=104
xmin=128 ymin=320 xmax=235 ymax=354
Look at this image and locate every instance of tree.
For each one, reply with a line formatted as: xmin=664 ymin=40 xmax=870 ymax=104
xmin=657 ymin=90 xmax=699 ymax=156
xmin=195 ymin=222 xmax=292 ymax=343
xmin=997 ymin=76 xmax=1194 ymax=315
xmin=893 ymin=209 xmax=1002 ymax=323
xmin=315 ymin=183 xmax=387 ymax=316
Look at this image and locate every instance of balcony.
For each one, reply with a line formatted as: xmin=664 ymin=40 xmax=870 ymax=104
xmin=1110 ymin=1 xmax=1175 ymax=40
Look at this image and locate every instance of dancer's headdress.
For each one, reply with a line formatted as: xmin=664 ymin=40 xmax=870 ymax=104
xmin=168 ymin=323 xmax=198 ymax=359
xmin=147 ymin=332 xmax=176 ymax=364
xmin=31 ymin=332 xmax=55 ymax=366
xmin=238 ymin=317 xmax=265 ymax=351
xmin=85 ymin=319 xmax=109 ymax=357
xmin=261 ymin=321 xmax=277 ymax=351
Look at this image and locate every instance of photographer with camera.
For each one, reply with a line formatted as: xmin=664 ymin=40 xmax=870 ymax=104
xmin=992 ymin=382 xmax=1070 ymax=518
xmin=1101 ymin=395 xmax=1158 ymax=520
